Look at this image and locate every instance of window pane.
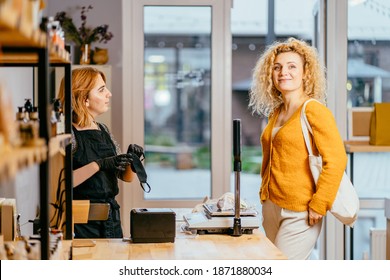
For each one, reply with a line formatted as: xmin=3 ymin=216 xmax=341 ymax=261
xmin=351 ymin=153 xmax=390 ymax=199
xmin=347 ymin=0 xmax=390 ymax=107
xmin=351 ymin=208 xmax=387 ymax=260
xmin=143 ymin=6 xmax=212 ymax=200
xmin=347 ymin=0 xmax=390 ymax=260
xmin=275 ymin=0 xmax=315 ymax=38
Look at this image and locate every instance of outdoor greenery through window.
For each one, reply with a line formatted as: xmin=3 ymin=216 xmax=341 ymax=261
xmin=143 ymin=6 xmax=212 ymax=200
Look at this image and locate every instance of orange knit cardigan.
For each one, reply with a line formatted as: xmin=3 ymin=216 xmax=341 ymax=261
xmin=260 ymin=101 xmax=347 ymax=215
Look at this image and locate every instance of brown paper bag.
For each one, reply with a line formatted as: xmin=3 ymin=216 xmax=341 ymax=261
xmin=369 ymin=103 xmax=390 ymax=146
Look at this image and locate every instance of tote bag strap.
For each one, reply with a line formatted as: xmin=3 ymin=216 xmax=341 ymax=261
xmin=300 ymin=99 xmax=321 ymax=156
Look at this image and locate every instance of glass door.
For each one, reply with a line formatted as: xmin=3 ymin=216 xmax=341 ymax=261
xmin=122 ymin=0 xmax=232 ymax=210
xmin=143 ymin=6 xmax=212 ymax=200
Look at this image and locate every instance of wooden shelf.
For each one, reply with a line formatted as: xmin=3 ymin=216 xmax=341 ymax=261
xmin=0 ymin=2 xmax=70 ymax=64
xmin=48 ymin=45 xmax=70 ymax=64
xmin=344 ymin=141 xmax=390 ymax=153
xmin=1 ymin=1 xmax=73 ymax=259
xmin=0 ymin=238 xmax=72 ymax=260
xmin=0 ymin=134 xmax=71 ymax=181
xmin=0 ymin=49 xmax=70 ymax=64
xmin=0 ymin=3 xmax=45 ymax=48
xmin=49 ymin=134 xmax=71 ymax=157
xmin=0 ymin=143 xmax=47 ymax=180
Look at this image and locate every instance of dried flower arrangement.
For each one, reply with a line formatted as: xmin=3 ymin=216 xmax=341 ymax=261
xmin=54 ymin=5 xmax=113 ymax=46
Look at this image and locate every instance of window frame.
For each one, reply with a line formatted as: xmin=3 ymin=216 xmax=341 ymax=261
xmin=121 ymin=0 xmax=232 ymax=235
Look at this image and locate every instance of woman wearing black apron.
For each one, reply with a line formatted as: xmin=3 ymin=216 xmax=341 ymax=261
xmin=58 ymin=67 xmax=143 ymax=238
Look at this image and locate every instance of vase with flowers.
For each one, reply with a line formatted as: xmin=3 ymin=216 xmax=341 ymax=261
xmin=54 ymin=5 xmax=113 ymax=64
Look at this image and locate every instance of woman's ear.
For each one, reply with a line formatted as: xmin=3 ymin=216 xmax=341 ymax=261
xmin=85 ymin=98 xmax=89 ymax=107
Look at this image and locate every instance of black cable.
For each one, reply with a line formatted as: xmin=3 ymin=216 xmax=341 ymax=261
xmin=53 ymin=189 xmax=66 ymax=228
xmin=50 ymin=168 xmax=66 ymax=229
xmin=56 ymin=168 xmax=65 ymax=202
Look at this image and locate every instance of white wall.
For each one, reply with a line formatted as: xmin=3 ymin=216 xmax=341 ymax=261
xmin=46 ymin=0 xmax=123 ymax=143
xmin=0 ymin=68 xmax=34 ymax=107
xmin=0 ymin=68 xmax=39 ymax=235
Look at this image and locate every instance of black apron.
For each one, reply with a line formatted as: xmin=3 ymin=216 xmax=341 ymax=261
xmin=72 ymin=124 xmax=123 ymax=238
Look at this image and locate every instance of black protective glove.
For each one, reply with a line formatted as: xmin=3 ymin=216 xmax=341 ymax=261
xmin=127 ymin=144 xmax=144 ymax=160
xmin=126 ymin=144 xmax=151 ymax=193
xmin=95 ymin=154 xmax=132 ymax=172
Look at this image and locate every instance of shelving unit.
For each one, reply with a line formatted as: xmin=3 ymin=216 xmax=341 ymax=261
xmin=0 ymin=145 xmax=48 ymax=180
xmin=1 ymin=3 xmax=73 ymax=259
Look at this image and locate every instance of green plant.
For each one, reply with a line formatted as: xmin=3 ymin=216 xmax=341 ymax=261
xmin=54 ymin=5 xmax=113 ymax=46
xmin=145 ymin=134 xmax=175 ymax=146
xmin=241 ymin=146 xmax=262 ymax=174
xmin=193 ymin=146 xmax=211 ymax=169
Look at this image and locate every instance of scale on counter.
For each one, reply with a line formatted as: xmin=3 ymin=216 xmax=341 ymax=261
xmin=183 ymin=119 xmax=260 ymax=235
xmin=183 ymin=208 xmax=260 ymax=235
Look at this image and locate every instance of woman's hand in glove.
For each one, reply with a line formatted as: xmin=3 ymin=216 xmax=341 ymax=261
xmin=95 ymin=154 xmax=132 ymax=172
xmin=127 ymin=144 xmax=144 ymax=159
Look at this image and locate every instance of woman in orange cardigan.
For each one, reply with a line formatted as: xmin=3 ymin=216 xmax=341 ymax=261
xmin=249 ymin=38 xmax=347 ymax=259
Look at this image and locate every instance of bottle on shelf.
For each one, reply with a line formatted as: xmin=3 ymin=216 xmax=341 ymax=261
xmin=57 ymin=112 xmax=65 ymax=135
xmin=16 ymin=103 xmax=44 ymax=147
xmin=23 ymin=98 xmax=33 ymax=121
xmin=47 ymin=17 xmax=65 ymax=52
xmin=50 ymin=110 xmax=57 ymax=136
xmin=15 ymin=106 xmax=26 ymax=146
xmin=52 ymin=98 xmax=64 ymax=135
xmin=29 ymin=106 xmax=40 ymax=144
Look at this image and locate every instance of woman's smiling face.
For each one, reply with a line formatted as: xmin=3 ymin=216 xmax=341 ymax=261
xmin=272 ymin=51 xmax=305 ymax=95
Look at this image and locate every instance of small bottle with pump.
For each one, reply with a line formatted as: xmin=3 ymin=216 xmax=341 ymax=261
xmin=15 ymin=106 xmax=26 ymax=146
xmin=24 ymin=98 xmax=33 ymax=121
xmin=29 ymin=106 xmax=40 ymax=143
xmin=51 ymin=99 xmax=60 ymax=136
xmin=53 ymin=99 xmax=65 ymax=135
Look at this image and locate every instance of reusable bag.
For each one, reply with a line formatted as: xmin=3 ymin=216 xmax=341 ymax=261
xmin=369 ymin=103 xmax=390 ymax=146
xmin=300 ymin=99 xmax=359 ymax=227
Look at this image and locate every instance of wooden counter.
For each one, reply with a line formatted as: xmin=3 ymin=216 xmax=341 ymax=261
xmin=72 ymin=229 xmax=285 ymax=260
xmin=72 ymin=209 xmax=286 ymax=260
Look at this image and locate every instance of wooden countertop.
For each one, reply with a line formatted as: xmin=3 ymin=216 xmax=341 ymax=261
xmin=72 ymin=209 xmax=286 ymax=260
xmin=344 ymin=141 xmax=390 ymax=153
xmin=72 ymin=229 xmax=286 ymax=260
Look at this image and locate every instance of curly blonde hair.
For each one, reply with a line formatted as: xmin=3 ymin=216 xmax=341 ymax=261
xmin=248 ymin=37 xmax=327 ymax=117
xmin=58 ymin=67 xmax=106 ymax=127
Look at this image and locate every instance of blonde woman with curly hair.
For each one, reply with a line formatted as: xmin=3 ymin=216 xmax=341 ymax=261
xmin=249 ymin=38 xmax=347 ymax=259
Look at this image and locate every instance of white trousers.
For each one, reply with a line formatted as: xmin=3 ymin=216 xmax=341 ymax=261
xmin=262 ymin=200 xmax=323 ymax=260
